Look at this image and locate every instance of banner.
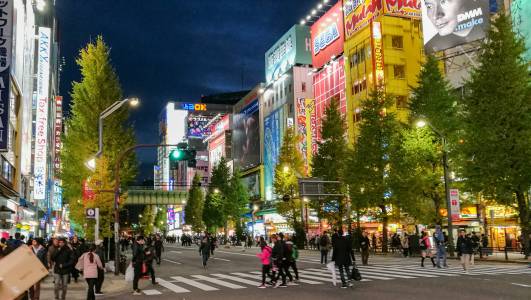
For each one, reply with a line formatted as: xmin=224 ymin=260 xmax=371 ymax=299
xmin=371 ymin=21 xmax=385 ymax=88
xmin=33 ymin=27 xmax=51 ymax=200
xmin=449 ymin=188 xmax=460 ymax=221
xmin=295 ymin=98 xmax=317 ymax=175
xmin=54 ymin=96 xmax=62 ymax=174
xmin=421 ymin=0 xmax=490 ymax=53
xmin=0 ymin=0 xmax=13 ymax=151
xmin=264 ymin=107 xmax=284 ymax=201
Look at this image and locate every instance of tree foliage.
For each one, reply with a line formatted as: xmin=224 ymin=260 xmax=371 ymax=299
xmin=139 ymin=205 xmax=156 ymax=236
xmin=185 ymin=174 xmax=205 ymax=232
xmin=311 ymin=99 xmax=349 ymax=227
xmin=203 ymin=157 xmax=231 ymax=232
xmin=346 ymin=91 xmax=401 ymax=252
xmin=226 ymin=168 xmax=250 ymax=224
xmin=61 ymin=36 xmax=137 ymax=235
xmin=460 ymin=12 xmax=531 ymax=255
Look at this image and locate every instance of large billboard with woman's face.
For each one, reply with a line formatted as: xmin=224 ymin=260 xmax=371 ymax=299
xmin=421 ymin=0 xmax=490 ymax=53
xmin=232 ymin=100 xmax=260 ymax=171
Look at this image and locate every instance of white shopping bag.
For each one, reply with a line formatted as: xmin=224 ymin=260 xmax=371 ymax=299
xmin=326 ymin=261 xmax=337 ymax=286
xmin=124 ymin=263 xmax=134 ymax=282
xmin=106 ymin=261 xmax=115 ymax=273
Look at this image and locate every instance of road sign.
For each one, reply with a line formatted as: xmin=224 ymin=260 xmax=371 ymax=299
xmin=86 ymin=208 xmax=96 ymax=219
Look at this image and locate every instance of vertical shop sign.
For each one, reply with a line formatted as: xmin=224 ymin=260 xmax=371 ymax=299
xmin=33 ymin=27 xmax=51 ymax=200
xmin=371 ymin=21 xmax=385 ymax=89
xmin=449 ymin=188 xmax=460 ymax=221
xmin=0 ymin=0 xmax=13 ymax=151
xmin=54 ymin=96 xmax=62 ymax=174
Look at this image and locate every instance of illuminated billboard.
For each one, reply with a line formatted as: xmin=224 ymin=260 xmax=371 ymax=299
xmin=512 ymin=0 xmax=531 ymax=61
xmin=295 ymin=98 xmax=317 ymax=175
xmin=311 ymin=1 xmax=345 ymax=69
xmin=0 ymin=0 xmax=13 ymax=151
xmin=264 ymin=107 xmax=285 ymax=201
xmin=232 ymin=100 xmax=260 ymax=170
xmin=265 ymin=25 xmax=312 ymax=84
xmin=34 ymin=27 xmax=51 ymax=200
xmin=187 ymin=115 xmax=211 ymax=138
xmin=383 ymin=0 xmax=421 ymax=18
xmin=421 ymin=0 xmax=490 ymax=53
xmin=344 ymin=0 xmax=384 ymax=39
xmin=371 ymin=21 xmax=385 ymax=88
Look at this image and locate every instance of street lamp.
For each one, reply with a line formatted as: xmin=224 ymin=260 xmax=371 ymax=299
xmin=85 ymin=97 xmax=140 ymax=171
xmin=416 ymin=118 xmax=455 ymax=256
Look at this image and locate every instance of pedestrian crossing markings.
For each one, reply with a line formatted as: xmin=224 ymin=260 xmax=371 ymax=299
xmin=143 ymin=265 xmax=531 ymax=295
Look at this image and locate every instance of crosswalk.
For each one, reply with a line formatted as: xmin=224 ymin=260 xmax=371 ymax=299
xmin=140 ymin=264 xmax=531 ymax=296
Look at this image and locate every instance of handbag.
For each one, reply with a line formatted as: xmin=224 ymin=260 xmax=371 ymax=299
xmin=351 ymin=265 xmax=362 ymax=281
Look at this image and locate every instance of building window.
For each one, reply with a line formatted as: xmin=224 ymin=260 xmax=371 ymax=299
xmin=393 ymin=65 xmax=405 ymax=79
xmin=302 ymin=82 xmax=306 ymax=93
xmin=391 ymin=36 xmax=403 ymax=49
xmin=396 ymin=96 xmax=408 ymax=109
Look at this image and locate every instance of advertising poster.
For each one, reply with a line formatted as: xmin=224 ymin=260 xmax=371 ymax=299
xmin=344 ymin=0 xmax=384 ymax=39
xmin=295 ymin=98 xmax=317 ymax=175
xmin=371 ymin=21 xmax=385 ymax=88
xmin=33 ymin=27 xmax=51 ymax=200
xmin=264 ymin=107 xmax=284 ymax=201
xmin=512 ymin=0 xmax=531 ymax=61
xmin=311 ymin=1 xmax=344 ymax=69
xmin=242 ymin=172 xmax=260 ymax=199
xmin=232 ymin=100 xmax=260 ymax=171
xmin=187 ymin=115 xmax=211 ymax=138
xmin=54 ymin=96 xmax=63 ymax=174
xmin=421 ymin=0 xmax=490 ymax=53
xmin=208 ymin=134 xmax=225 ymax=171
xmin=0 ymin=0 xmax=13 ymax=151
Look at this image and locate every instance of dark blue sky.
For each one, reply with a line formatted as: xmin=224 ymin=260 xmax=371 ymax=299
xmin=56 ymin=0 xmax=318 ymax=179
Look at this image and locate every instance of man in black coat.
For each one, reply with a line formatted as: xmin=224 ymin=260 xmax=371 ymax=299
xmin=51 ymin=237 xmax=74 ymax=300
xmin=132 ymin=236 xmax=146 ymax=295
xmin=332 ymin=230 xmax=355 ymax=288
xmin=154 ymin=235 xmax=164 ymax=265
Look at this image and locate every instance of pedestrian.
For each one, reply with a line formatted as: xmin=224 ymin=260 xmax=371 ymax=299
xmin=360 ymin=231 xmax=370 ymax=265
xmin=279 ymin=233 xmax=295 ymax=285
xmin=256 ymin=238 xmax=273 ymax=288
xmin=480 ymin=234 xmax=489 ymax=258
xmin=76 ymin=244 xmax=104 ymax=300
xmin=457 ymin=230 xmax=473 ymax=273
xmin=332 ymin=230 xmax=354 ymax=288
xmin=470 ymin=231 xmax=480 ymax=265
xmin=94 ymin=240 xmax=105 ymax=295
xmin=154 ymin=235 xmax=164 ymax=265
xmin=144 ymin=241 xmax=158 ymax=285
xmin=29 ymin=237 xmax=47 ymax=300
xmin=401 ymin=233 xmax=409 ymax=257
xmin=199 ymin=236 xmax=211 ymax=270
xmin=51 ymin=237 xmax=74 ymax=300
xmin=210 ymin=234 xmax=216 ymax=256
xmin=132 ymin=236 xmax=145 ymax=295
xmin=271 ymin=234 xmax=287 ymax=288
xmin=419 ymin=231 xmax=436 ymax=267
xmin=285 ymin=235 xmax=299 ymax=283
xmin=433 ymin=225 xmax=448 ymax=268
xmin=319 ymin=231 xmax=330 ymax=264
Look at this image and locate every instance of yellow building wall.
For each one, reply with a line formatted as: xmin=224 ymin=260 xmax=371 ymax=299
xmin=344 ymin=15 xmax=424 ymax=143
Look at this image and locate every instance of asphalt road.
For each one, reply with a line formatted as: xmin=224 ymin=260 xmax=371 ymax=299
xmin=102 ymin=244 xmax=531 ymax=300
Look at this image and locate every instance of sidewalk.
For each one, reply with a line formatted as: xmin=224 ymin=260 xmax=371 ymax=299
xmin=40 ymin=272 xmax=128 ymax=300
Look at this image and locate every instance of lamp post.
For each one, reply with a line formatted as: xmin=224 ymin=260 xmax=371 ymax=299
xmin=85 ymin=97 xmax=140 ymax=170
xmin=416 ymin=119 xmax=455 ymax=256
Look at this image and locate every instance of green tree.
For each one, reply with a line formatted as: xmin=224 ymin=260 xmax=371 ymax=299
xmin=460 ymin=12 xmax=531 ymax=256
xmin=139 ymin=205 xmax=156 ymax=235
xmin=202 ymin=192 xmax=224 ymax=232
xmin=311 ymin=99 xmax=349 ymax=227
xmin=204 ymin=157 xmax=231 ymax=234
xmin=154 ymin=206 xmax=167 ymax=234
xmin=391 ymin=55 xmax=459 ymax=225
xmin=61 ymin=36 xmax=137 ymax=235
xmin=185 ymin=174 xmax=205 ymax=232
xmin=347 ymin=91 xmax=401 ymax=252
xmin=225 ymin=168 xmax=250 ymax=229
xmin=274 ymin=126 xmax=306 ymax=245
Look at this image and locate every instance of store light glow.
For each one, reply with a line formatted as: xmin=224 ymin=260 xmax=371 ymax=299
xmin=300 ymin=20 xmax=306 ymax=25
xmin=306 ymin=15 xmax=311 ymax=20
xmin=317 ymin=4 xmax=323 ymax=9
xmin=311 ymin=9 xmax=317 ymax=15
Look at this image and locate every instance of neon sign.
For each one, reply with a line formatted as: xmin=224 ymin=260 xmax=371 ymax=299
xmin=181 ymin=103 xmax=207 ymax=111
xmin=313 ymin=22 xmax=340 ymax=54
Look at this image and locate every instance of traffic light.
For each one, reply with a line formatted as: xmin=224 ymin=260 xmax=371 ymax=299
xmin=169 ymin=148 xmax=197 ymax=169
xmin=170 ymin=149 xmax=185 ymax=161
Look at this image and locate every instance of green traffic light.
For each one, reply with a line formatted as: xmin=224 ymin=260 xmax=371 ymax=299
xmin=170 ymin=149 xmax=184 ymax=160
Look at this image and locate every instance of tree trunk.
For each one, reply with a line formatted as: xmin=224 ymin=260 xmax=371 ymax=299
xmin=515 ymin=190 xmax=530 ymax=258
xmin=433 ymin=192 xmax=442 ymax=225
xmin=380 ymin=204 xmax=389 ymax=253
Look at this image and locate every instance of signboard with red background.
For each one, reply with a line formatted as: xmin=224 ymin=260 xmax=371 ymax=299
xmin=311 ymin=1 xmax=344 ymax=69
xmin=344 ymin=0 xmax=421 ymax=40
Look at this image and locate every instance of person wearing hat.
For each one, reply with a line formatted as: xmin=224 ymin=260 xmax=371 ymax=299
xmin=94 ymin=240 xmax=106 ymax=295
xmin=51 ymin=237 xmax=74 ymax=300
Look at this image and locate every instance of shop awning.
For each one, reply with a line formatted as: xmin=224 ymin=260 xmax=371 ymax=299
xmin=256 ymin=208 xmax=277 ymax=216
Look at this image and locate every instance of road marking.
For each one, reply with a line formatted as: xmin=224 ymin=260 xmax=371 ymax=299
xmin=213 ymin=257 xmax=231 ymax=262
xmin=156 ymin=278 xmax=190 ymax=294
xmin=511 ymin=283 xmax=531 ymax=288
xmin=171 ymin=276 xmax=219 ymax=291
xmin=360 ymin=266 xmax=439 ymax=278
xmin=248 ymin=271 xmax=323 ymax=284
xmin=215 ymin=250 xmax=255 ymax=257
xmin=212 ymin=273 xmax=260 ymax=285
xmin=308 ymin=268 xmax=393 ymax=280
xmin=163 ymin=258 xmax=181 ymax=264
xmin=142 ymin=289 xmax=162 ymax=295
xmin=191 ymin=275 xmax=246 ymax=289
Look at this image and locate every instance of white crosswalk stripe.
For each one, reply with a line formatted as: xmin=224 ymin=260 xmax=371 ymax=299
xmin=148 ymin=265 xmax=531 ymax=296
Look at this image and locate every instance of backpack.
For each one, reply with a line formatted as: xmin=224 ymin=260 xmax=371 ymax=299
xmin=320 ymin=236 xmax=328 ymax=247
xmin=292 ymin=245 xmax=299 ymax=260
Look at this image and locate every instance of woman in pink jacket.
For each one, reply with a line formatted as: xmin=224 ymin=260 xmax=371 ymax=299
xmin=256 ymin=238 xmax=273 ymax=288
xmin=419 ymin=231 xmax=436 ymax=267
xmin=77 ymin=244 xmax=104 ymax=300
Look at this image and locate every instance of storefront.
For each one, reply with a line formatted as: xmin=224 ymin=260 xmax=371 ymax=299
xmin=485 ymin=205 xmax=521 ymax=249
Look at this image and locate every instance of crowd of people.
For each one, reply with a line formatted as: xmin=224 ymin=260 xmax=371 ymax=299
xmin=0 ymin=232 xmax=106 ymax=300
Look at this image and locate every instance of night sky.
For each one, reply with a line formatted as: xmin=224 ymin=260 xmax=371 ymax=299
xmin=55 ymin=0 xmax=318 ymax=180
